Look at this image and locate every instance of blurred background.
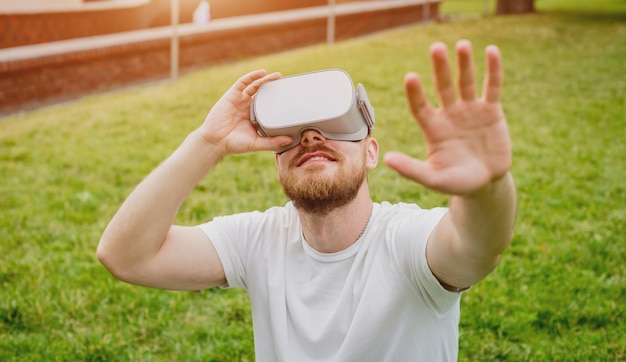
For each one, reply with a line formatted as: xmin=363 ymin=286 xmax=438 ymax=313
xmin=0 ymin=0 xmax=533 ymax=116
xmin=2 ymin=1 xmax=624 ymax=361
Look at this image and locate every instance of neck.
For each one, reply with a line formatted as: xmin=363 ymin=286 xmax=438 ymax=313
xmin=298 ymin=183 xmax=373 ymax=253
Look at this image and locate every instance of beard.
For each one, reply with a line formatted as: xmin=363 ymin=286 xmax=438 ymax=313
xmin=278 ymin=144 xmax=367 ymax=215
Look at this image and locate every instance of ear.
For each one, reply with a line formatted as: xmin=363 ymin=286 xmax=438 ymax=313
xmin=365 ymin=137 xmax=379 ymax=169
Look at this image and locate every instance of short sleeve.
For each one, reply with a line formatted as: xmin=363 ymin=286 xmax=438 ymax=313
xmin=387 ymin=205 xmax=460 ymax=315
xmin=196 ymin=205 xmax=294 ymax=291
xmin=197 ymin=213 xmax=254 ymax=289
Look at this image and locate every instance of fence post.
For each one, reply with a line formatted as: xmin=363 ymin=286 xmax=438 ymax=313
xmin=327 ymin=0 xmax=335 ymax=44
xmin=170 ymin=0 xmax=179 ymax=80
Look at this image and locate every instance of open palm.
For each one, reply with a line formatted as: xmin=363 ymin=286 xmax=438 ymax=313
xmin=384 ymin=40 xmax=512 ymax=196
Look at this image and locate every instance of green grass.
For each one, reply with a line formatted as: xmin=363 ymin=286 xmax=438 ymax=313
xmin=1 ymin=2 xmax=625 ymax=360
xmin=441 ymin=0 xmax=493 ymax=16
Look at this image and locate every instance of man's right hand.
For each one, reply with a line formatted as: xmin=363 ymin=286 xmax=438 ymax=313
xmin=98 ymin=70 xmax=293 ymax=291
xmin=198 ymin=69 xmax=293 ymax=156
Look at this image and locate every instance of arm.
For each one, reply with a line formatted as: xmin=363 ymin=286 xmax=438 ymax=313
xmin=97 ymin=70 xmax=292 ymax=291
xmin=384 ymin=40 xmax=517 ymax=290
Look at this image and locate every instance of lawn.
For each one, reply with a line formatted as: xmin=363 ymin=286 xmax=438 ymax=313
xmin=1 ymin=1 xmax=625 ymax=360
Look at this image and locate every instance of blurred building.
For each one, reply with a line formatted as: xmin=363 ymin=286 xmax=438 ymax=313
xmin=0 ymin=0 xmax=440 ymax=115
xmin=0 ymin=0 xmax=333 ymax=49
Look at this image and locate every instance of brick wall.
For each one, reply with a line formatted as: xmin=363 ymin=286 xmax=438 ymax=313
xmin=0 ymin=0 xmax=329 ymax=49
xmin=0 ymin=1 xmax=440 ymax=116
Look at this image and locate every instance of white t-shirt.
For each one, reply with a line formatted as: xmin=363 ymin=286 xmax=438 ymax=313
xmin=198 ymin=202 xmax=461 ymax=361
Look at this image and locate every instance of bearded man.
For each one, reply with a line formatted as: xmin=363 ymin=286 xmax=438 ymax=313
xmin=97 ymin=40 xmax=517 ymax=361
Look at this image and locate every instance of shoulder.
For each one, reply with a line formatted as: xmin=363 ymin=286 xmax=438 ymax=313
xmin=194 ymin=202 xmax=299 ymax=289
xmin=375 ymin=202 xmax=448 ymax=226
xmin=200 ymin=202 xmax=296 ymax=226
xmin=369 ymin=202 xmax=448 ymax=255
xmin=197 ymin=202 xmax=298 ymax=242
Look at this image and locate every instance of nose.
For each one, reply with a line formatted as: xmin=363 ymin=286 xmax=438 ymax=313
xmin=300 ymin=129 xmax=327 ymax=146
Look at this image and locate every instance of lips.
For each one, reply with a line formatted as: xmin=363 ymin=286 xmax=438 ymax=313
xmin=296 ymin=152 xmax=337 ymax=167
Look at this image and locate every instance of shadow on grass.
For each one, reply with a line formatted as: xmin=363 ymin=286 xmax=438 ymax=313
xmin=537 ymin=10 xmax=626 ymax=23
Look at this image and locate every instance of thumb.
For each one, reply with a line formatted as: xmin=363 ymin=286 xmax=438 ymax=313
xmin=252 ymin=135 xmax=293 ymax=152
xmin=384 ymin=151 xmax=434 ymax=187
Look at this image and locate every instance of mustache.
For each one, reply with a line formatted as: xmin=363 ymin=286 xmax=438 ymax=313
xmin=289 ymin=144 xmax=342 ymax=168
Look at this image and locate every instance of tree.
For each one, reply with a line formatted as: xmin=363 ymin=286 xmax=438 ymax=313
xmin=496 ymin=0 xmax=534 ymax=14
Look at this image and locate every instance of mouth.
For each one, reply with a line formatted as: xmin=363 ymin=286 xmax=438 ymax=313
xmin=296 ymin=152 xmax=337 ymax=167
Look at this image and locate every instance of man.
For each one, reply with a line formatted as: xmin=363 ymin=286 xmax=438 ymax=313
xmin=97 ymin=40 xmax=516 ymax=361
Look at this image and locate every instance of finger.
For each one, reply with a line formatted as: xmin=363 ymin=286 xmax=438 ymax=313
xmin=431 ymin=42 xmax=456 ymax=108
xmin=404 ymin=72 xmax=435 ymax=128
xmin=456 ymin=40 xmax=476 ymax=101
xmin=234 ymin=69 xmax=267 ymax=93
xmin=383 ymin=151 xmax=437 ymax=188
xmin=244 ymin=71 xmax=281 ymax=98
xmin=482 ymin=45 xmax=503 ymax=103
xmin=252 ymin=135 xmax=293 ymax=152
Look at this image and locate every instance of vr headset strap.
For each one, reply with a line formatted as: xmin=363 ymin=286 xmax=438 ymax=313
xmin=249 ymin=101 xmax=268 ymax=137
xmin=357 ymin=83 xmax=375 ymax=130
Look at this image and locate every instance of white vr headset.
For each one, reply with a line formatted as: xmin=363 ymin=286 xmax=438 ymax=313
xmin=250 ymin=69 xmax=375 ymax=153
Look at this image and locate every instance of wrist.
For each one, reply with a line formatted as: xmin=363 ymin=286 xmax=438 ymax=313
xmin=179 ymin=130 xmax=228 ymax=169
xmin=189 ymin=128 xmax=229 ymax=159
xmin=465 ymin=172 xmax=514 ymax=200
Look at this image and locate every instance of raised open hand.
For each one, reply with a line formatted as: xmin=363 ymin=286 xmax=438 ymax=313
xmin=384 ymin=40 xmax=512 ymax=196
xmin=199 ymin=69 xmax=292 ymax=156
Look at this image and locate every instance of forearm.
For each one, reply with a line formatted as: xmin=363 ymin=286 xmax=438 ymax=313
xmin=448 ymin=172 xmax=517 ymax=260
xmin=427 ymin=172 xmax=516 ymax=289
xmin=97 ymin=130 xmax=223 ymax=271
